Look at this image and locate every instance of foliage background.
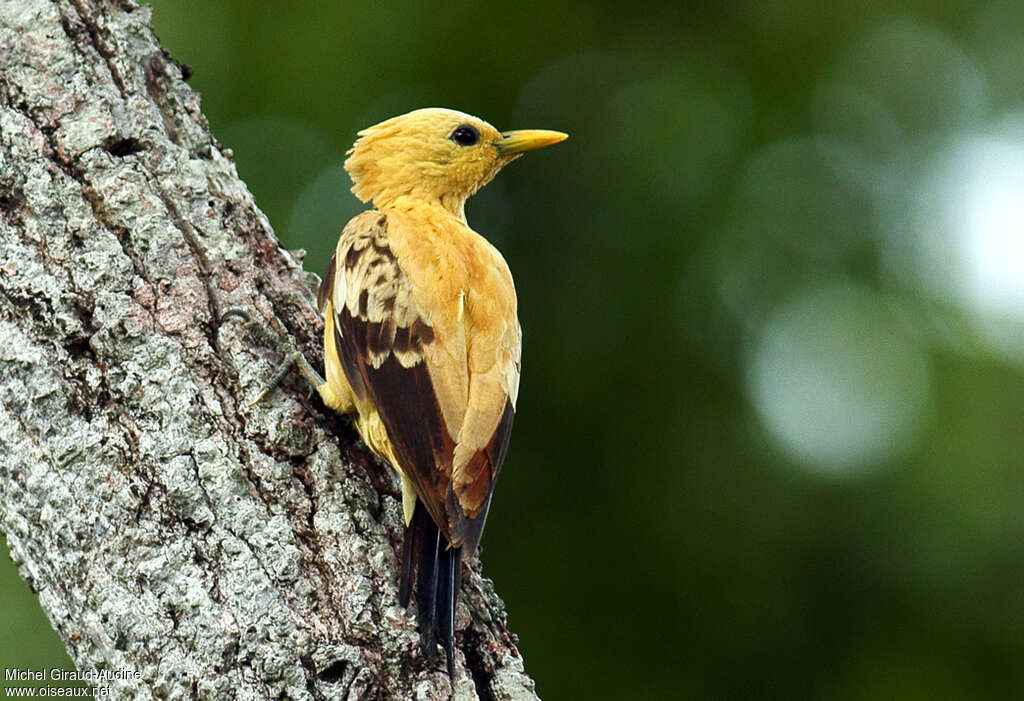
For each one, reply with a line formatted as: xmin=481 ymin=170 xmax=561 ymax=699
xmin=4 ymin=1 xmax=1024 ymax=698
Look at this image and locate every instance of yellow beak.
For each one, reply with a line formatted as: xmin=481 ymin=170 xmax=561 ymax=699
xmin=496 ymin=129 xmax=569 ymax=156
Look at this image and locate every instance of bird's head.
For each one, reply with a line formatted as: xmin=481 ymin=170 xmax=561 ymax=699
xmin=344 ymin=107 xmax=567 ymax=219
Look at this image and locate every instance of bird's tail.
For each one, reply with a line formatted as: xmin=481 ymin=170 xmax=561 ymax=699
xmin=399 ymin=501 xmax=461 ymax=679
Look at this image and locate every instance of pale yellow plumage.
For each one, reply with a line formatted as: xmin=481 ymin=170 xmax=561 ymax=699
xmin=315 ymin=108 xmax=564 ymax=549
xmin=320 ymin=200 xmax=520 ymax=528
xmin=305 ymin=107 xmax=564 ymax=677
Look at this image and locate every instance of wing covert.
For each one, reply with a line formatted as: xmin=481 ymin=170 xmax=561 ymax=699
xmin=330 ymin=211 xmax=515 ymax=550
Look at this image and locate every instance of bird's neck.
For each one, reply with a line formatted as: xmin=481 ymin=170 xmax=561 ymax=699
xmin=381 ymin=194 xmax=468 ymax=223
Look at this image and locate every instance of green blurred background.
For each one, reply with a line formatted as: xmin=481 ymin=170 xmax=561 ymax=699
xmin=5 ymin=1 xmax=1024 ymax=698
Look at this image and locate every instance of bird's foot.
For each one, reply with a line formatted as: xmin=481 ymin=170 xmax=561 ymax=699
xmin=221 ymin=308 xmax=325 ymax=405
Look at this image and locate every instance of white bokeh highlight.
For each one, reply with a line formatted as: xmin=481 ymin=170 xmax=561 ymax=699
xmin=885 ymin=129 xmax=1024 ymax=363
xmin=747 ymin=282 xmax=931 ymax=476
xmin=949 ymin=136 xmax=1024 ymax=321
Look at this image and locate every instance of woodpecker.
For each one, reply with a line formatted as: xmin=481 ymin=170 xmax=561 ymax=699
xmin=281 ymin=108 xmax=565 ymax=677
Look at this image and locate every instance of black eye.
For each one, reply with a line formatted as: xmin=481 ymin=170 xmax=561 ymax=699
xmin=450 ymin=125 xmax=479 ymax=146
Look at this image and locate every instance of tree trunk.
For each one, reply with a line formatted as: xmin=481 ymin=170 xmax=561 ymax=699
xmin=0 ymin=1 xmax=538 ymax=698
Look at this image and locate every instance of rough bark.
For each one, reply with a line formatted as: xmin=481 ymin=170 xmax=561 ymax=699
xmin=0 ymin=1 xmax=538 ymax=699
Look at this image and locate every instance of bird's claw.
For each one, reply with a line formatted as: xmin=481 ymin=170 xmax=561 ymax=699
xmin=221 ymin=307 xmax=325 ymax=405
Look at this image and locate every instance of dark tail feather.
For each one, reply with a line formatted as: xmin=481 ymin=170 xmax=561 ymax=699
xmin=437 ymin=545 xmax=461 ymax=679
xmin=398 ymin=506 xmax=420 ymax=608
xmin=400 ymin=501 xmax=461 ymax=678
xmin=415 ymin=506 xmax=441 ymax=663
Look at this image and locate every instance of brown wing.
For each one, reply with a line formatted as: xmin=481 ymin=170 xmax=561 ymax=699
xmin=330 ymin=211 xmax=514 ymax=553
xmin=316 ymin=252 xmax=336 ymax=314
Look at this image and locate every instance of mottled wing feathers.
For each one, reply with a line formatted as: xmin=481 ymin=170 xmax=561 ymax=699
xmin=449 ymin=399 xmax=514 ymax=555
xmin=329 ymin=211 xmax=515 ymax=550
xmin=335 ymin=313 xmax=453 ymax=522
xmin=316 ymin=253 xmax=337 ymax=314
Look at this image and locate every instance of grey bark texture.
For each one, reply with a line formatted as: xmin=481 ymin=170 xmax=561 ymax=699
xmin=0 ymin=1 xmax=539 ymax=699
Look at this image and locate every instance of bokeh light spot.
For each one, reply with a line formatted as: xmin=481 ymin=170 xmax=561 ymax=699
xmin=747 ymin=281 xmax=931 ymax=476
xmin=829 ymin=18 xmax=988 ymax=136
xmin=891 ymin=131 xmax=1024 ymax=362
xmin=952 ymin=137 xmax=1024 ymax=320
